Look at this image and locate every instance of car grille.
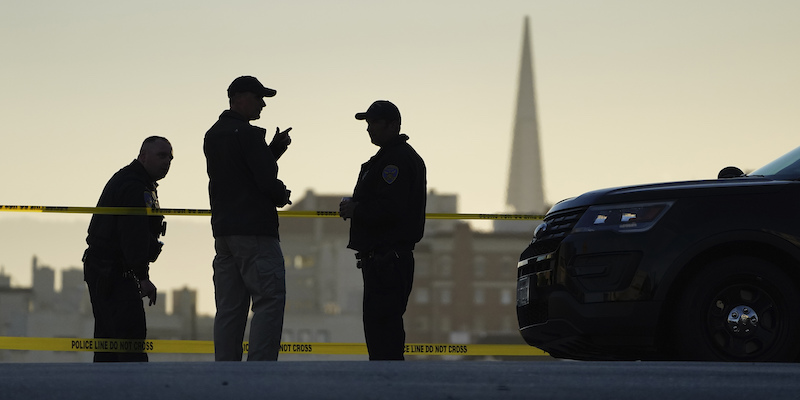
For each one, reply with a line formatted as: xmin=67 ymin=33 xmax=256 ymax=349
xmin=539 ymin=207 xmax=586 ymax=244
xmin=519 ymin=207 xmax=587 ymax=276
xmin=517 ymin=207 xmax=587 ymax=327
xmin=517 ymin=301 xmax=548 ymax=328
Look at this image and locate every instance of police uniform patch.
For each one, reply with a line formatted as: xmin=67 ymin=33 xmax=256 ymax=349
xmin=382 ymin=165 xmax=399 ymax=184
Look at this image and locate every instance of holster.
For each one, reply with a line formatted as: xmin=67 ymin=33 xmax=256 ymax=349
xmin=355 ymin=249 xmax=399 ymax=269
xmin=83 ymin=249 xmax=123 ymax=299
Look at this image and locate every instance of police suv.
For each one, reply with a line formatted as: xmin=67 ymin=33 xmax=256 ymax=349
xmin=517 ymin=146 xmax=800 ymax=361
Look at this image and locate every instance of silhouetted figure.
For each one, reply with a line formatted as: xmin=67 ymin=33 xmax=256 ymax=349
xmin=340 ymin=100 xmax=427 ymax=360
xmin=204 ymin=76 xmax=293 ymax=361
xmin=83 ymin=136 xmax=172 ymax=362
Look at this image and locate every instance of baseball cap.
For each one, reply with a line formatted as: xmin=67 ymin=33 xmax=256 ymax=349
xmin=227 ymin=76 xmax=277 ymax=98
xmin=355 ymin=100 xmax=401 ymax=123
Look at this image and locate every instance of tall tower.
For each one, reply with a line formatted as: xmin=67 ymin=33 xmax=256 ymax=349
xmin=31 ymin=256 xmax=55 ymax=310
xmin=505 ymin=16 xmax=546 ymax=215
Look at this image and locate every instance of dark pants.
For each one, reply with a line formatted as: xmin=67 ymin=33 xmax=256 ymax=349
xmin=86 ymin=266 xmax=148 ymax=362
xmin=361 ymin=250 xmax=414 ymax=360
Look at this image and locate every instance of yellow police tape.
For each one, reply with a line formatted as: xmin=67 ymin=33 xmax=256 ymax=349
xmin=0 ymin=205 xmax=544 ymax=220
xmin=0 ymin=337 xmax=548 ymax=357
xmin=0 ymin=206 xmax=543 ymax=357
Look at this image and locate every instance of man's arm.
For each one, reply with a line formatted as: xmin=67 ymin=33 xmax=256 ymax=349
xmin=240 ymin=127 xmax=292 ymax=206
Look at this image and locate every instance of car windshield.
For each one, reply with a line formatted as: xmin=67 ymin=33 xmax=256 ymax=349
xmin=749 ymin=146 xmax=800 ymax=179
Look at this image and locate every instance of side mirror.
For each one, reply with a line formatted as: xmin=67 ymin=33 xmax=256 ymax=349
xmin=718 ymin=166 xmax=744 ymax=179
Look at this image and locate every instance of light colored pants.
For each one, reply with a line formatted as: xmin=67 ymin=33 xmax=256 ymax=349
xmin=213 ymin=235 xmax=286 ymax=361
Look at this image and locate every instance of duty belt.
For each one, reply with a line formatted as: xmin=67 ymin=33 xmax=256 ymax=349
xmin=354 ymin=249 xmax=400 ymax=269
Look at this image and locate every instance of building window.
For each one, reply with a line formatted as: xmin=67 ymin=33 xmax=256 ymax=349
xmin=316 ymin=330 xmax=330 ymax=342
xmin=415 ymin=287 xmax=430 ymax=304
xmin=473 ymin=288 xmax=485 ymax=305
xmin=293 ymin=255 xmax=316 ymax=270
xmin=500 ymin=288 xmax=512 ymax=305
xmin=323 ymin=302 xmax=341 ymax=315
xmin=440 ymin=288 xmax=452 ymax=305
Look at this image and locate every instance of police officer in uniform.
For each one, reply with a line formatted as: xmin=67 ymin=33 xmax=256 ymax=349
xmin=340 ymin=100 xmax=427 ymax=360
xmin=83 ymin=136 xmax=172 ymax=362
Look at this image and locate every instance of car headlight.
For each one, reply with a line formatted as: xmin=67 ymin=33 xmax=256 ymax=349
xmin=572 ymin=202 xmax=672 ymax=233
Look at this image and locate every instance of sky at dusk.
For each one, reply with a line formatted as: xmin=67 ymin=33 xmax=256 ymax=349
xmin=2 ymin=0 xmax=799 ymax=315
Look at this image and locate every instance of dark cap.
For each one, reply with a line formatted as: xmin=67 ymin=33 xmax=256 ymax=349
xmin=355 ymin=100 xmax=401 ymax=123
xmin=227 ymin=76 xmax=277 ymax=98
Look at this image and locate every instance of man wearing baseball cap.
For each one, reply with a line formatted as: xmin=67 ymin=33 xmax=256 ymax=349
xmin=204 ymin=75 xmax=293 ymax=361
xmin=340 ymin=100 xmax=427 ymax=360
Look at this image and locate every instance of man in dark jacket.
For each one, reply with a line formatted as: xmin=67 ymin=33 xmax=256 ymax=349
xmin=83 ymin=136 xmax=172 ymax=362
xmin=204 ymin=75 xmax=292 ymax=361
xmin=339 ymin=100 xmax=427 ymax=360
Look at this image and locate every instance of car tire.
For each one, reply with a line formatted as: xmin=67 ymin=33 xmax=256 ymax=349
xmin=674 ymin=256 xmax=800 ymax=362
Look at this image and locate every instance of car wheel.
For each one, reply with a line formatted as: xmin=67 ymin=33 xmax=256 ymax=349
xmin=675 ymin=256 xmax=800 ymax=361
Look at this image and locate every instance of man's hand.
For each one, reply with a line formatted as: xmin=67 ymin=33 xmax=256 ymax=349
xmin=271 ymin=127 xmax=292 ymax=148
xmin=139 ymin=279 xmax=158 ymax=306
xmin=282 ymin=189 xmax=293 ymax=207
xmin=339 ymin=198 xmax=357 ymax=220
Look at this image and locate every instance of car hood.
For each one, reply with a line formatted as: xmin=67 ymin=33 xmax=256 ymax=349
xmin=550 ymin=176 xmax=795 ymax=213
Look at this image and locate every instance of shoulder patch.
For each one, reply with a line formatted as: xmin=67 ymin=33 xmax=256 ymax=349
xmin=382 ymin=165 xmax=399 ymax=184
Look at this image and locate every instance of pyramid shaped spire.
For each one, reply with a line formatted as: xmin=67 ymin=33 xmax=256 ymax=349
xmin=505 ymin=16 xmax=546 ymax=214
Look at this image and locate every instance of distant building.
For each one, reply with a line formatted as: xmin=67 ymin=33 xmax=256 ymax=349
xmin=0 ymin=268 xmax=10 ymax=288
xmin=278 ymin=189 xmax=532 ymax=359
xmin=0 ymin=257 xmax=208 ymax=362
xmin=0 ymin=267 xmax=32 ymax=362
xmin=496 ymin=16 xmax=548 ymax=233
xmin=505 ymin=16 xmax=546 ymax=216
xmin=31 ymin=256 xmax=56 ymax=311
xmin=406 ymin=223 xmax=529 ymax=348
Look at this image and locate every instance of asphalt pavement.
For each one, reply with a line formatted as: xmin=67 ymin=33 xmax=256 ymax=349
xmin=2 ymin=360 xmax=800 ymax=400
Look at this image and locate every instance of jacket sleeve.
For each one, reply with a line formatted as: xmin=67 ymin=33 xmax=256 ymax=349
xmin=238 ymin=127 xmax=289 ymax=206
